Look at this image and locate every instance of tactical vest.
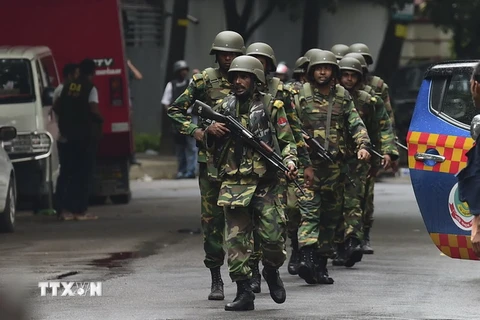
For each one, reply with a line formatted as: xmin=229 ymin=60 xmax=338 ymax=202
xmin=58 ymin=77 xmax=102 ymax=142
xmin=297 ymin=83 xmax=349 ymax=159
xmin=170 ymin=79 xmax=189 ymax=105
xmin=368 ymin=76 xmax=387 ymax=97
xmin=193 ymin=67 xmax=231 ymax=166
xmin=267 ymin=76 xmax=282 ymax=99
xmin=214 ymin=93 xmax=279 ymax=180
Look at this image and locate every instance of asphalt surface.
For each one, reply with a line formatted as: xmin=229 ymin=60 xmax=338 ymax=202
xmin=1 ymin=177 xmax=479 ymax=320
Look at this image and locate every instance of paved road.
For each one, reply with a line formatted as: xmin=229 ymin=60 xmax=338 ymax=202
xmin=1 ymin=178 xmax=479 ymax=320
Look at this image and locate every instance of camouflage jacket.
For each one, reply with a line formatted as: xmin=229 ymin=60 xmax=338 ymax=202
xmin=367 ymin=76 xmax=395 ymax=128
xmin=167 ymin=67 xmax=231 ymax=163
xmin=296 ymin=83 xmax=371 ymax=160
xmin=262 ymin=76 xmax=311 ymax=169
xmin=348 ymin=89 xmax=399 ymax=165
xmin=210 ymin=92 xmax=298 ymax=207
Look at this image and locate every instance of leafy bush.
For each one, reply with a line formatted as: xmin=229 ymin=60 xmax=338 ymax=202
xmin=134 ymin=133 xmax=161 ymax=152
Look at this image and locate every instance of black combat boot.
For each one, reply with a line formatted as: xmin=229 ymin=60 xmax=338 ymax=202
xmin=287 ymin=233 xmax=300 ymax=275
xmin=225 ymin=279 xmax=255 ymax=311
xmin=332 ymin=243 xmax=346 ymax=266
xmin=344 ymin=237 xmax=363 ymax=268
xmin=250 ymin=262 xmax=261 ymax=293
xmin=297 ymin=245 xmax=317 ymax=284
xmin=262 ymin=266 xmax=286 ymax=304
xmin=362 ymin=228 xmax=374 ymax=254
xmin=208 ymin=267 xmax=224 ymax=300
xmin=315 ymin=255 xmax=334 ymax=284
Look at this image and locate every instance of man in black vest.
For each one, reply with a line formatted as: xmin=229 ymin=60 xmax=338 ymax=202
xmin=161 ymin=60 xmax=197 ymax=179
xmin=53 ymin=58 xmax=103 ymax=221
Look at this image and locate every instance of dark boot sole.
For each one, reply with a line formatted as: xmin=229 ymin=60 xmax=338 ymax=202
xmin=345 ymin=250 xmax=363 ymax=268
xmin=225 ymin=302 xmax=254 ymax=311
xmin=363 ymin=249 xmax=374 ymax=254
xmin=208 ymin=293 xmax=225 ymax=301
xmin=287 ymin=265 xmax=298 ymax=275
xmin=251 ymin=285 xmax=261 ymax=294
xmin=332 ymin=259 xmax=345 ymax=266
xmin=297 ymin=264 xmax=317 ymax=285
xmin=317 ymin=277 xmax=334 ymax=284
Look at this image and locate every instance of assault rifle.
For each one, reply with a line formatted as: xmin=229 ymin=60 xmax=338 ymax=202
xmin=301 ymin=129 xmax=356 ymax=187
xmin=395 ymin=139 xmax=408 ymax=151
xmin=191 ymin=100 xmax=306 ymax=197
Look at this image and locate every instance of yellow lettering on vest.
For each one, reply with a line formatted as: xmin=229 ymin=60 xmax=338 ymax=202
xmin=69 ymin=83 xmax=82 ymax=92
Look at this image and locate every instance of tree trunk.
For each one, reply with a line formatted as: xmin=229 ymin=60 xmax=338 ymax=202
xmin=300 ymin=0 xmax=321 ymax=56
xmin=161 ymin=0 xmax=189 ymax=155
xmin=374 ymin=19 xmax=407 ymax=84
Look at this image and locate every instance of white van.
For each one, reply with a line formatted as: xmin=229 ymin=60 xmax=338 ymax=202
xmin=0 ymin=46 xmax=59 ymax=212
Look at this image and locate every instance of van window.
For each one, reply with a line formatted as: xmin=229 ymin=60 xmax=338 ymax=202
xmin=440 ymin=73 xmax=477 ymax=126
xmin=40 ymin=55 xmax=58 ymax=87
xmin=0 ymin=59 xmax=35 ymax=104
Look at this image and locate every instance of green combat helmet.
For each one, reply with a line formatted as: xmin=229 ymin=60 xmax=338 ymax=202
xmin=349 ymin=43 xmax=373 ymax=65
xmin=344 ymin=52 xmax=368 ymax=70
xmin=228 ymin=55 xmax=266 ymax=84
xmin=210 ymin=30 xmax=246 ymax=55
xmin=293 ymin=56 xmax=309 ymax=74
xmin=307 ymin=50 xmax=338 ymax=75
xmin=338 ymin=57 xmax=363 ymax=76
xmin=330 ymin=44 xmax=350 ymax=61
xmin=246 ymin=42 xmax=277 ymax=72
xmin=304 ymin=48 xmax=323 ymax=61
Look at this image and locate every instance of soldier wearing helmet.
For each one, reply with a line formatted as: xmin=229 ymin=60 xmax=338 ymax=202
xmin=330 ymin=44 xmax=350 ymax=63
xmin=246 ymin=43 xmax=313 ymax=283
xmin=349 ymin=43 xmax=396 ymax=129
xmin=291 ymin=56 xmax=309 ymax=85
xmin=348 ymin=44 xmax=398 ymax=255
xmin=167 ymin=30 xmax=245 ymax=302
xmin=206 ymin=55 xmax=298 ymax=312
xmin=294 ymin=50 xmax=371 ymax=285
xmin=332 ymin=57 xmax=398 ymax=268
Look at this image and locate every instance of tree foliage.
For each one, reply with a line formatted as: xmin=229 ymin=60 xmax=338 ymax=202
xmin=422 ymin=1 xmax=480 ymax=59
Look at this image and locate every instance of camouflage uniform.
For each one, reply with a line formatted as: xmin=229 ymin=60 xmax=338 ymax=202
xmin=295 ymin=47 xmax=371 ymax=284
xmin=167 ymin=30 xmax=245 ymax=301
xmin=246 ymin=43 xmax=311 ymax=282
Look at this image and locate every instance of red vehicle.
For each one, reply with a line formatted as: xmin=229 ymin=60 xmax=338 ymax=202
xmin=0 ymin=0 xmax=133 ymax=205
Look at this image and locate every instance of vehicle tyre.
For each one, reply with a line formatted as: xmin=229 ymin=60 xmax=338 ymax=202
xmin=0 ymin=177 xmax=16 ymax=233
xmin=110 ymin=193 xmax=131 ymax=205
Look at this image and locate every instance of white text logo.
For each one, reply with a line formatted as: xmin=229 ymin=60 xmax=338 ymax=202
xmin=38 ymin=282 xmax=102 ymax=297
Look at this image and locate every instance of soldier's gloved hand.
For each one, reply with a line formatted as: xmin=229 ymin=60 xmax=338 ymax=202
xmin=357 ymin=148 xmax=371 ymax=161
xmin=303 ymin=166 xmax=314 ymax=188
xmin=285 ymin=162 xmax=298 ymax=181
xmin=193 ymin=128 xmax=205 ymax=142
xmin=207 ymin=123 xmax=230 ymax=137
xmin=382 ymin=154 xmax=392 ymax=169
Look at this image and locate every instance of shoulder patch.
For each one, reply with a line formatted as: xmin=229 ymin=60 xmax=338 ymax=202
xmin=273 ymin=100 xmax=284 ymax=109
xmin=277 ymin=116 xmax=287 ymax=127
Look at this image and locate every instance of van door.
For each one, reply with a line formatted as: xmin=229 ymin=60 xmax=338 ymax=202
xmin=407 ymin=62 xmax=479 ymax=260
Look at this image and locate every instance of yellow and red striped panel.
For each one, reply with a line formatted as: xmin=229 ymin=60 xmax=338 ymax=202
xmin=407 ymin=131 xmax=474 ymax=174
xmin=430 ymin=233 xmax=479 ymax=260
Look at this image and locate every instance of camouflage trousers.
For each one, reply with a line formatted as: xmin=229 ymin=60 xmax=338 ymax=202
xmin=225 ymin=181 xmax=287 ymax=282
xmin=198 ymin=163 xmax=225 ymax=269
xmin=249 ymin=176 xmax=301 ymax=266
xmin=363 ymin=173 xmax=375 ymax=230
xmin=298 ymin=161 xmax=345 ymax=257
xmin=334 ymin=158 xmax=370 ymax=243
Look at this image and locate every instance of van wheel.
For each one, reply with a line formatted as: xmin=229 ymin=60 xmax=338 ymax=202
xmin=110 ymin=193 xmax=131 ymax=205
xmin=0 ymin=178 xmax=16 ymax=233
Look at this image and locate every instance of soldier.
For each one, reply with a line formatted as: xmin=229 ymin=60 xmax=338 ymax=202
xmin=330 ymin=44 xmax=350 ymax=63
xmin=349 ymin=43 xmax=396 ymax=129
xmin=204 ymin=55 xmax=298 ymax=311
xmin=289 ymin=56 xmax=309 ymax=87
xmin=245 ymin=42 xmax=313 ymax=287
xmin=294 ymin=50 xmax=371 ymax=284
xmin=334 ymin=57 xmax=398 ymax=267
xmin=167 ymin=30 xmax=245 ymax=301
xmin=344 ymin=51 xmax=399 ymax=254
